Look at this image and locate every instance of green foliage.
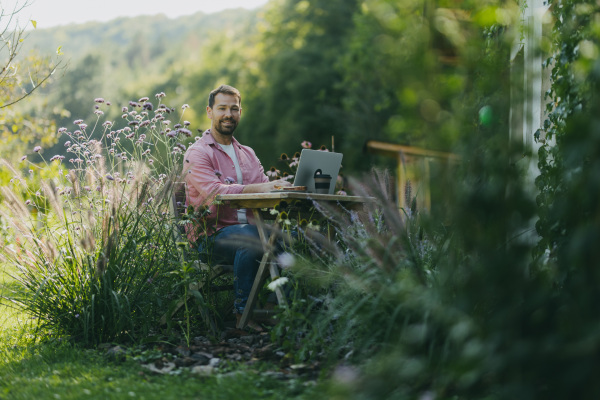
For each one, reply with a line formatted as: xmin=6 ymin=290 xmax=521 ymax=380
xmin=535 ymin=0 xmax=600 ymax=265
xmin=273 ymin=169 xmax=439 ymax=364
xmin=271 ymin=2 xmax=600 ymax=398
xmin=240 ymin=0 xmax=359 ymax=163
xmin=0 ymin=2 xmax=63 ymax=109
xmin=0 ymin=1 xmax=63 ymax=173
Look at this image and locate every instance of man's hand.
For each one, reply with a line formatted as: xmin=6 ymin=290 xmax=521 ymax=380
xmin=242 ymin=179 xmax=292 ymax=194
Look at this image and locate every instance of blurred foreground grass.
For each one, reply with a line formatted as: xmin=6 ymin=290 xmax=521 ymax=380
xmin=0 ymin=262 xmax=318 ymax=400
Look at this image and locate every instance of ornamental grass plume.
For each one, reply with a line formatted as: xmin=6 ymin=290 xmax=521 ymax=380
xmin=0 ymin=94 xmax=200 ymax=345
xmin=271 ymin=168 xmax=438 ymax=365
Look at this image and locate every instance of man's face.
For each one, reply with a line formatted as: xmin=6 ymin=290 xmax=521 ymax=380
xmin=207 ymin=93 xmax=241 ymax=136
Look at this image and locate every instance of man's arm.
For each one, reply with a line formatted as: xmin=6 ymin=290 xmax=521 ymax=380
xmin=242 ymin=179 xmax=292 ymax=193
xmin=185 ymin=148 xmax=292 ymax=199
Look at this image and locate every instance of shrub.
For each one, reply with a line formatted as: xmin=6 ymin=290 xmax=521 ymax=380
xmin=0 ymin=95 xmax=196 ymax=345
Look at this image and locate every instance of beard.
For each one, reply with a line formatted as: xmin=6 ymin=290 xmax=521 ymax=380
xmin=215 ymin=118 xmax=238 ymax=136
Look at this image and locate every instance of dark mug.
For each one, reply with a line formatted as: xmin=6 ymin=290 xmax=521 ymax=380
xmin=314 ymin=169 xmax=332 ymax=194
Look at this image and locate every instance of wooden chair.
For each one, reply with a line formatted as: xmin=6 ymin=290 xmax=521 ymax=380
xmin=160 ymin=183 xmax=233 ymax=327
xmin=160 ymin=183 xmax=283 ymax=329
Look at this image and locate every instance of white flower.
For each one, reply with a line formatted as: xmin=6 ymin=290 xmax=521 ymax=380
xmin=267 ymin=277 xmax=289 ymax=292
xmin=276 ymin=253 xmax=295 ymax=269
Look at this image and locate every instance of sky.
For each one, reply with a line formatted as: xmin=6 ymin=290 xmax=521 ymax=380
xmin=1 ymin=0 xmax=270 ymax=29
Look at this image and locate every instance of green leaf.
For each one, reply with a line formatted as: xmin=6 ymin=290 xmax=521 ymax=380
xmin=31 ymin=20 xmax=37 ymax=29
xmin=56 ymin=46 xmax=63 ymax=56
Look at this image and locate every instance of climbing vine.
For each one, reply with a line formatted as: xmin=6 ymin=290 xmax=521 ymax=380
xmin=534 ymin=0 xmax=600 ymax=263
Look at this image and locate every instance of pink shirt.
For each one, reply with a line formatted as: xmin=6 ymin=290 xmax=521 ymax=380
xmin=183 ymin=130 xmax=269 ymax=241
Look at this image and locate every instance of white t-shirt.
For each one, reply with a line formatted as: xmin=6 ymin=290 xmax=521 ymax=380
xmin=218 ymin=143 xmax=247 ymax=223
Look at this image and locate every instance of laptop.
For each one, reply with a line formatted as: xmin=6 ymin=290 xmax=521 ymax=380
xmin=292 ymin=149 xmax=343 ymax=194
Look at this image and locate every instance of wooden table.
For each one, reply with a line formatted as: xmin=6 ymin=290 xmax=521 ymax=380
xmin=216 ymin=192 xmax=374 ymax=329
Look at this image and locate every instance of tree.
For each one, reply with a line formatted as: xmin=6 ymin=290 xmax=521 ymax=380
xmin=0 ymin=0 xmax=62 ymax=178
xmin=0 ymin=0 xmax=63 ymax=108
xmin=240 ymin=0 xmax=360 ymax=165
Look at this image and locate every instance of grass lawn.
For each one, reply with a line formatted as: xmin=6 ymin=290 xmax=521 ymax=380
xmin=0 ymin=263 xmax=322 ymax=400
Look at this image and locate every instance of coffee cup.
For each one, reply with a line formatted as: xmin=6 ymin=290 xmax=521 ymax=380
xmin=314 ymin=169 xmax=332 ymax=194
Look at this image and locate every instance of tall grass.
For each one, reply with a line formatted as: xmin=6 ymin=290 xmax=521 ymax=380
xmin=0 ymin=95 xmax=196 ymax=345
xmin=272 ymin=169 xmax=445 ymax=362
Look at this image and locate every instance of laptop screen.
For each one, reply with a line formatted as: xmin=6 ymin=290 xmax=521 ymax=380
xmin=292 ymin=149 xmax=343 ymax=194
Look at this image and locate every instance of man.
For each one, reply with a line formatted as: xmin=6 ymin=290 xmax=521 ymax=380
xmin=183 ymin=85 xmax=291 ymax=330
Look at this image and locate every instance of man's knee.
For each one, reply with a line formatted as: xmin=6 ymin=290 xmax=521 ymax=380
xmin=216 ymin=224 xmax=262 ymax=253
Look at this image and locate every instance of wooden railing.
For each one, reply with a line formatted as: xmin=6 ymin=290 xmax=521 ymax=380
xmin=365 ymin=140 xmax=459 ymax=214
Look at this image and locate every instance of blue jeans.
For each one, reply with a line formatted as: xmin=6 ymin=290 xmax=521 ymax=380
xmin=198 ymin=224 xmax=263 ymax=314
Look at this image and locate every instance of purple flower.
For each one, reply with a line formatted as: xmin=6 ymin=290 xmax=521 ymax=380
xmin=155 ymin=92 xmax=166 ymax=99
xmin=225 ymin=177 xmax=236 ymax=184
xmin=106 ymin=174 xmax=114 ymax=181
xmin=184 ymin=121 xmax=191 ymax=126
xmin=73 ymin=119 xmax=84 ymax=125
xmin=143 ymin=102 xmax=153 ymax=111
xmin=58 ymin=127 xmax=67 ymax=133
xmin=301 ymin=141 xmax=312 ymax=149
xmin=178 ymin=128 xmax=192 ymax=137
xmin=181 ymin=104 xmax=189 ymax=109
xmin=20 ymin=155 xmax=27 ymax=162
xmin=138 ymin=96 xmax=149 ymax=102
xmin=214 ymin=170 xmax=222 ymax=177
xmin=25 ymin=199 xmax=32 ymax=205
xmin=94 ymin=98 xmax=105 ymax=103
xmin=122 ymin=106 xmax=128 ymax=113
xmin=174 ymin=124 xmax=182 ymax=129
xmin=33 ymin=146 xmax=41 ymax=153
xmin=129 ymin=101 xmax=140 ymax=108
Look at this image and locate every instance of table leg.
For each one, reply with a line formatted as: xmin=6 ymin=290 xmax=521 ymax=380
xmin=237 ymin=209 xmax=286 ymax=329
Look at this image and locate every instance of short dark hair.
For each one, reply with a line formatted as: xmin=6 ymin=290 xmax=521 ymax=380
xmin=208 ymin=85 xmax=241 ymax=108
